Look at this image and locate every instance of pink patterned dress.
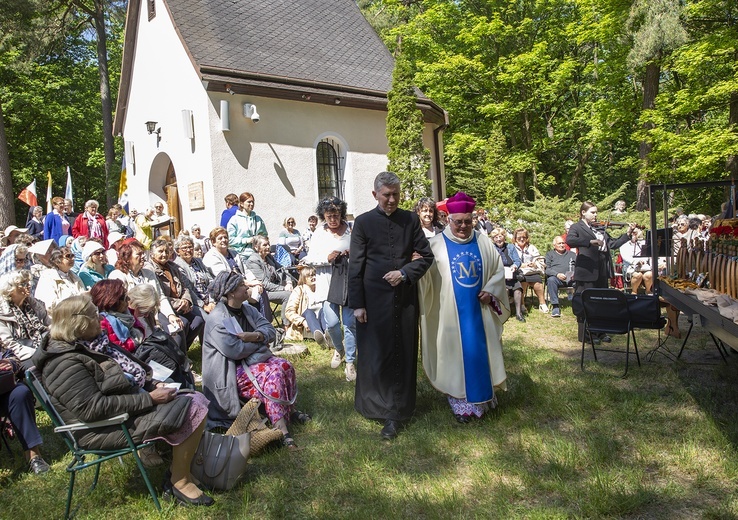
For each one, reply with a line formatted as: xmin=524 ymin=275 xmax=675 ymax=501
xmin=235 ymin=356 xmax=296 ymax=424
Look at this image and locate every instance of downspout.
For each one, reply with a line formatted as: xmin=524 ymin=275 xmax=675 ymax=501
xmin=432 ymin=109 xmax=450 ymax=199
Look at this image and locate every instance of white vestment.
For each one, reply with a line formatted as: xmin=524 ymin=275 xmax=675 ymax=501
xmin=418 ymin=228 xmax=510 ymax=400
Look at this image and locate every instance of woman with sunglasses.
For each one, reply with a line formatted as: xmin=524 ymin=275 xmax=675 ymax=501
xmin=78 ymin=241 xmax=114 ymax=289
xmin=278 ymin=217 xmax=305 ymax=262
xmin=34 ymin=246 xmax=86 ymax=311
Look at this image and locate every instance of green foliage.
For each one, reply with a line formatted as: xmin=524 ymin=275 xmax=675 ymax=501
xmin=386 ymin=52 xmax=432 ymax=207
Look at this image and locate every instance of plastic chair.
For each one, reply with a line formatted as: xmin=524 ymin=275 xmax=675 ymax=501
xmin=580 ymin=288 xmax=640 ymax=377
xmin=25 ymin=368 xmax=161 ymax=519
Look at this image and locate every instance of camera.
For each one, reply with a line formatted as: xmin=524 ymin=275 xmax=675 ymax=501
xmin=243 ymin=103 xmax=260 ymax=123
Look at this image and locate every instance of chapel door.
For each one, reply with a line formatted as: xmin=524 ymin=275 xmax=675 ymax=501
xmin=164 ymin=162 xmax=181 ymax=236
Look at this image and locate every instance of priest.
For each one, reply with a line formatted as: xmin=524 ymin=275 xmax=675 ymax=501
xmin=418 ymin=192 xmax=510 ymax=423
xmin=349 ymin=172 xmax=434 ymax=440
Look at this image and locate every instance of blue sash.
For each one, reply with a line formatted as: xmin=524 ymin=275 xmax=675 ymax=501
xmin=442 ymin=234 xmax=493 ymax=403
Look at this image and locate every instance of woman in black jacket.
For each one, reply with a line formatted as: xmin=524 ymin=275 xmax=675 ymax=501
xmin=32 ymin=294 xmax=214 ymax=507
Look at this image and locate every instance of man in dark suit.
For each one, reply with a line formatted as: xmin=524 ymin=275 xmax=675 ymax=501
xmin=566 ymin=201 xmax=636 ymax=342
xmin=349 ymin=172 xmax=434 ymax=441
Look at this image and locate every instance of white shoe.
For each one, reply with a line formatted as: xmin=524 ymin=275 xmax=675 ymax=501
xmin=539 ymin=303 xmax=549 ymax=313
xmin=330 ymin=350 xmax=343 ymax=369
xmin=313 ymin=330 xmax=325 ymax=346
xmin=345 ymin=362 xmax=356 ymax=382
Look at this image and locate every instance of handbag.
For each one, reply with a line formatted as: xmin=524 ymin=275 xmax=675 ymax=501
xmin=0 ymin=370 xmax=16 ymax=395
xmin=326 ymin=254 xmax=349 ymax=306
xmin=190 ymin=429 xmax=251 ymax=491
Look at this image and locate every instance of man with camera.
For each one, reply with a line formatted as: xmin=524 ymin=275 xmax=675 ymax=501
xmin=544 ymin=237 xmax=577 ymax=317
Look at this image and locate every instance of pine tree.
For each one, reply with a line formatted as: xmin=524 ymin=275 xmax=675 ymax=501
xmin=386 ymin=51 xmax=430 ymax=207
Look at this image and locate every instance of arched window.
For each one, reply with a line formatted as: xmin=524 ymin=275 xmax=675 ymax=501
xmin=316 ymin=139 xmax=344 ymax=200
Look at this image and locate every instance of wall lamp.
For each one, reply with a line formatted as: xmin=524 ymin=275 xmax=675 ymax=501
xmin=145 ymin=121 xmax=160 ymax=136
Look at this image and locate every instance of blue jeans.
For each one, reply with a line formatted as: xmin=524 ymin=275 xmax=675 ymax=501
xmin=322 ymin=301 xmax=357 ymax=364
xmin=547 ymin=275 xmax=574 ymax=305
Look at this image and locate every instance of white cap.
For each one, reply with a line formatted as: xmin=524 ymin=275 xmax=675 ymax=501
xmin=107 ymin=232 xmax=124 ymax=247
xmin=4 ymin=225 xmax=28 ymax=236
xmin=82 ymin=241 xmax=105 ymax=261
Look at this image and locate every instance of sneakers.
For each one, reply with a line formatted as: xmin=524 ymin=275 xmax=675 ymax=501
xmin=330 ymin=350 xmax=343 ymax=369
xmin=551 ymin=306 xmax=561 ymax=317
xmin=29 ymin=456 xmax=50 ymax=475
xmin=313 ymin=330 xmax=325 ymax=346
xmin=539 ymin=303 xmax=549 ymax=313
xmin=345 ymin=362 xmax=356 ymax=382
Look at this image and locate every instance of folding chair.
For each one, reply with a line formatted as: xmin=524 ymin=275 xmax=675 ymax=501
xmin=25 ymin=368 xmax=161 ymax=519
xmin=580 ymin=288 xmax=640 ymax=377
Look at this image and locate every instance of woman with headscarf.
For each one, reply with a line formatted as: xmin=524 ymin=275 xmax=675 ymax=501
xmin=0 ymin=270 xmax=50 ymax=368
xmin=34 ymin=246 xmax=86 ymax=311
xmin=202 ymin=270 xmax=307 ymax=449
xmin=78 ymin=241 xmax=114 ymax=289
xmin=72 ymin=199 xmax=109 ymax=249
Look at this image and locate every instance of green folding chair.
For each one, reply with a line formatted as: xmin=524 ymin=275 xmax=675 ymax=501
xmin=25 ymin=367 xmax=161 ymax=519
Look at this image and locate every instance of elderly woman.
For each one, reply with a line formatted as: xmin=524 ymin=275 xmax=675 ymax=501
xmin=227 ymin=191 xmax=268 ymax=260
xmin=147 ymin=238 xmax=204 ymax=349
xmin=512 ymin=227 xmax=548 ymax=314
xmin=109 ymin=240 xmax=184 ymax=341
xmin=489 ymin=227 xmax=525 ymax=322
xmin=415 ymin=197 xmax=443 ymax=238
xmin=34 ymin=246 xmax=86 ymax=311
xmin=246 ymin=236 xmax=293 ymax=327
xmin=202 ymin=271 xmax=307 ymax=449
xmin=0 ymin=270 xmax=50 ymax=367
xmin=304 ymin=197 xmax=356 ymax=380
xmin=44 ymin=196 xmax=71 ymax=244
xmin=277 ymin=217 xmax=305 ymax=261
xmin=1 ymin=343 xmax=49 ymax=474
xmin=173 ymin=236 xmax=215 ymax=315
xmin=25 ymin=206 xmax=45 ymax=241
xmin=78 ymin=241 xmax=114 ymax=289
xmin=0 ymin=243 xmax=32 ymax=277
xmin=203 ymin=227 xmax=268 ymax=317
xmin=32 ymin=294 xmax=214 ymax=506
xmin=72 ymin=199 xmax=109 ymax=249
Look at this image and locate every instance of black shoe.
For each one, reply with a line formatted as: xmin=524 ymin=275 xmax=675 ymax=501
xmin=454 ymin=414 xmax=471 ymax=424
xmin=516 ymin=313 xmax=526 ymax=322
xmin=380 ymin=419 xmax=401 ymax=440
xmin=600 ymin=335 xmax=612 ymax=343
xmin=29 ymin=456 xmax=50 ymax=475
xmin=164 ymin=484 xmax=215 ymax=507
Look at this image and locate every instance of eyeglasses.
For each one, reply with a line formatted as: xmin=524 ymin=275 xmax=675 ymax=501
xmin=287 ymin=221 xmax=295 ymax=224
xmin=14 ymin=257 xmax=26 ymax=264
xmin=450 ymin=218 xmax=473 ymax=226
xmin=516 ymin=236 xmax=528 ymax=241
xmin=62 ymin=253 xmax=74 ymax=259
xmin=91 ymin=251 xmax=104 ymax=256
xmin=178 ymin=246 xmax=194 ymax=251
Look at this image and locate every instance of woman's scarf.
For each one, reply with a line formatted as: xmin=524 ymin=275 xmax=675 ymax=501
xmin=85 ymin=333 xmax=147 ymax=388
xmin=9 ymin=299 xmax=48 ymax=351
xmin=85 ymin=212 xmax=103 ymax=240
xmin=101 ymin=310 xmax=144 ymax=346
xmin=495 ymin=243 xmax=513 ymax=267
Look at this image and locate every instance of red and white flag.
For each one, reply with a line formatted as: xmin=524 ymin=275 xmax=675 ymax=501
xmin=17 ymin=180 xmax=38 ymax=207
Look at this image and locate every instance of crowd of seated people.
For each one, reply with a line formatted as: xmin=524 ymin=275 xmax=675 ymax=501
xmin=0 ymin=191 xmax=717 ymax=496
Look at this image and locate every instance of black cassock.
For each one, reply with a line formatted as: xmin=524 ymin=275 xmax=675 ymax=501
xmin=348 ymin=206 xmax=433 ymax=422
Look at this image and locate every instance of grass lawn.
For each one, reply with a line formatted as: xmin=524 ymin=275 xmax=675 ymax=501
xmin=2 ymin=305 xmax=738 ymax=519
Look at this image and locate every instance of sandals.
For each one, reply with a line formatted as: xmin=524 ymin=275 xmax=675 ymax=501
xmin=282 ymin=435 xmax=299 ymax=451
xmin=290 ymin=410 xmax=312 ymax=424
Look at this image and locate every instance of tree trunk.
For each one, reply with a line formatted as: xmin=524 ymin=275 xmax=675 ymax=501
xmin=0 ymin=103 xmax=16 ymax=228
xmin=91 ymin=0 xmax=115 ymax=208
xmin=636 ymin=61 xmax=660 ymax=211
xmin=726 ymin=52 xmax=738 ymax=179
